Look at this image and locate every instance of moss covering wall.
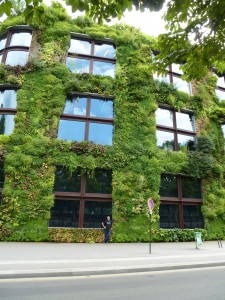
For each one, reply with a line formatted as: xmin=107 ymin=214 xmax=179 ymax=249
xmin=0 ymin=3 xmax=224 ymax=242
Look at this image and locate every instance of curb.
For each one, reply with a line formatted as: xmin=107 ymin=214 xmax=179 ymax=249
xmin=1 ymin=261 xmax=225 ymax=279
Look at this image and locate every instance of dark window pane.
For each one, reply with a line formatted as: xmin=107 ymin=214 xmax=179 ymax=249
xmin=66 ymin=57 xmax=90 ymax=73
xmin=68 ymin=39 xmax=91 ymax=54
xmin=89 ymin=123 xmax=113 ymax=145
xmin=58 ymin=120 xmax=85 ymax=142
xmin=49 ymin=200 xmax=80 ymax=228
xmin=90 ymin=98 xmax=113 ymax=118
xmin=0 ymin=161 xmax=4 ymax=188
xmin=5 ymin=51 xmax=29 ymax=66
xmin=176 ymin=112 xmax=195 ymax=131
xmin=10 ymin=32 xmax=32 ymax=47
xmin=156 ymin=130 xmax=175 ymax=150
xmin=159 ymin=204 xmax=180 ymax=228
xmin=182 ymin=177 xmax=202 ymax=199
xmin=177 ymin=134 xmax=195 ymax=151
xmin=54 ymin=166 xmax=81 ymax=192
xmin=0 ymin=90 xmax=17 ymax=109
xmin=160 ymin=174 xmax=178 ymax=197
xmin=0 ymin=114 xmax=15 ymax=135
xmin=94 ymin=43 xmax=115 ymax=59
xmin=183 ymin=205 xmax=204 ymax=229
xmin=156 ymin=108 xmax=173 ymax=127
xmin=86 ymin=169 xmax=112 ymax=194
xmin=63 ymin=97 xmax=87 ymax=116
xmin=83 ymin=201 xmax=112 ymax=228
xmin=93 ymin=61 xmax=115 ymax=77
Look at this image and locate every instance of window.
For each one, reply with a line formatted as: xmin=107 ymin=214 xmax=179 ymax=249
xmin=0 ymin=29 xmax=32 ymax=66
xmin=156 ymin=106 xmax=196 ymax=151
xmin=0 ymin=89 xmax=17 ymax=135
xmin=215 ymin=75 xmax=225 ymax=101
xmin=153 ymin=57 xmax=192 ymax=94
xmin=159 ymin=174 xmax=204 ymax=229
xmin=58 ymin=95 xmax=114 ymax=145
xmin=49 ymin=166 xmax=112 ymax=228
xmin=66 ymin=35 xmax=116 ymax=77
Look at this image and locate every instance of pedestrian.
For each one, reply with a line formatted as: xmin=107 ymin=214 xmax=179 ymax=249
xmin=102 ymin=215 xmax=112 ymax=243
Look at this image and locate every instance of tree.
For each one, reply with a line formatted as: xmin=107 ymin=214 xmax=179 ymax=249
xmin=0 ymin=0 xmax=224 ymax=80
xmin=152 ymin=0 xmax=225 ymax=81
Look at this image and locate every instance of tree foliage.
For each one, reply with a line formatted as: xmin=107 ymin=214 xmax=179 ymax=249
xmin=152 ymin=0 xmax=225 ymax=80
xmin=1 ymin=0 xmax=224 ymax=80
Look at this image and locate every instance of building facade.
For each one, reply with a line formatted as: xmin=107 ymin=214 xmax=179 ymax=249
xmin=0 ymin=4 xmax=224 ymax=242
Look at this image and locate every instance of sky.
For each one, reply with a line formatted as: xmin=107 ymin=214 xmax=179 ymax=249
xmin=46 ymin=0 xmax=168 ymax=37
xmin=0 ymin=1 xmax=167 ymax=37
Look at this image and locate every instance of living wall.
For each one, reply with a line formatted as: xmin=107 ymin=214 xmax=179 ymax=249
xmin=0 ymin=3 xmax=224 ymax=242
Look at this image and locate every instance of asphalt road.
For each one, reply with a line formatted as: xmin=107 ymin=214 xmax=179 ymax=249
xmin=1 ymin=266 xmax=225 ymax=300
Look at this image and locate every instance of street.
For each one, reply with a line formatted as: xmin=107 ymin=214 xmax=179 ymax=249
xmin=0 ymin=266 xmax=225 ymax=300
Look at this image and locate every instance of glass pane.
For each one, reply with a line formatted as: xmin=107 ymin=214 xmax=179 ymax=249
xmin=173 ymin=76 xmax=191 ymax=94
xmin=153 ymin=73 xmax=170 ymax=83
xmin=177 ymin=134 xmax=195 ymax=151
xmin=83 ymin=201 xmax=112 ymax=228
xmin=176 ymin=112 xmax=195 ymax=131
xmin=54 ymin=166 xmax=81 ymax=192
xmin=156 ymin=108 xmax=173 ymax=127
xmin=49 ymin=200 xmax=80 ymax=228
xmin=68 ymin=39 xmax=91 ymax=54
xmin=222 ymin=125 xmax=225 ymax=137
xmin=93 ymin=61 xmax=115 ymax=77
xmin=89 ymin=123 xmax=113 ymax=145
xmin=215 ymin=89 xmax=225 ymax=101
xmin=0 ymin=90 xmax=17 ymax=108
xmin=181 ymin=177 xmax=202 ymax=199
xmin=160 ymin=174 xmax=178 ymax=197
xmin=183 ymin=205 xmax=204 ymax=229
xmin=5 ymin=51 xmax=29 ymax=66
xmin=0 ymin=161 xmax=4 ymax=188
xmin=86 ymin=169 xmax=112 ymax=194
xmin=10 ymin=32 xmax=32 ymax=47
xmin=0 ymin=114 xmax=15 ymax=135
xmin=90 ymin=98 xmax=113 ymax=118
xmin=159 ymin=204 xmax=180 ymax=228
xmin=94 ymin=43 xmax=115 ymax=59
xmin=63 ymin=97 xmax=87 ymax=116
xmin=66 ymin=57 xmax=90 ymax=73
xmin=172 ymin=63 xmax=183 ymax=74
xmin=0 ymin=36 xmax=6 ymax=51
xmin=58 ymin=120 xmax=85 ymax=142
xmin=217 ymin=76 xmax=225 ymax=88
xmin=156 ymin=130 xmax=175 ymax=150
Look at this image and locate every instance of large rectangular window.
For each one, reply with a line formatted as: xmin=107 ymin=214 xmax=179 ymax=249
xmin=159 ymin=173 xmax=204 ymax=229
xmin=66 ymin=35 xmax=116 ymax=77
xmin=0 ymin=28 xmax=32 ymax=66
xmin=153 ymin=59 xmax=192 ymax=95
xmin=156 ymin=106 xmax=196 ymax=151
xmin=50 ymin=166 xmax=112 ymax=228
xmin=0 ymin=88 xmax=17 ymax=135
xmin=215 ymin=75 xmax=225 ymax=101
xmin=58 ymin=94 xmax=114 ymax=145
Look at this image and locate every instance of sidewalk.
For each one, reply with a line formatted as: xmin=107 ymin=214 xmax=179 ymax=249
xmin=0 ymin=241 xmax=224 ymax=279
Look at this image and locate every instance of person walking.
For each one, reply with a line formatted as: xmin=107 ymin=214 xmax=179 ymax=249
xmin=102 ymin=215 xmax=112 ymax=243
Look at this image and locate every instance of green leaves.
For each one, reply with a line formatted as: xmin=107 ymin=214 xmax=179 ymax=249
xmin=154 ymin=0 xmax=225 ymax=80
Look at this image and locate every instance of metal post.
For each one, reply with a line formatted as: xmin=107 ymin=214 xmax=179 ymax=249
xmin=149 ymin=212 xmax=152 ymax=254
